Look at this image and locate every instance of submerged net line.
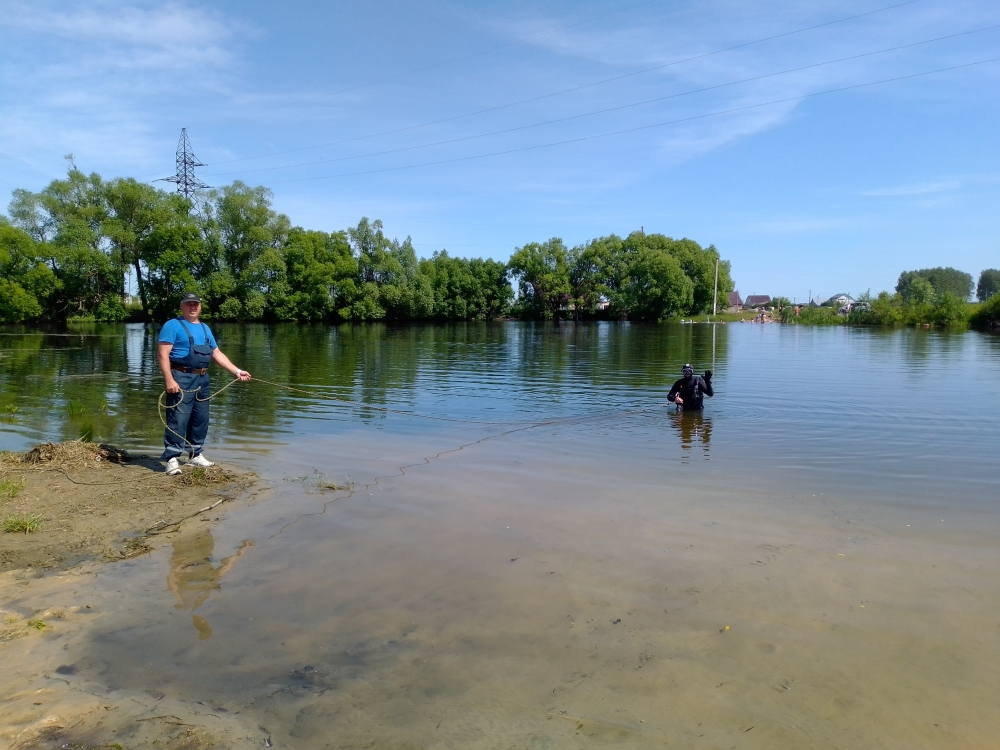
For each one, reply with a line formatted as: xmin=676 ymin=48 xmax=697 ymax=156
xmin=263 ymin=401 xmax=662 ymax=542
xmin=158 ymin=375 xmax=657 ymax=450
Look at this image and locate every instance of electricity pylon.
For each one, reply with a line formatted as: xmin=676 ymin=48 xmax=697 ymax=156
xmin=158 ymin=128 xmax=210 ymax=199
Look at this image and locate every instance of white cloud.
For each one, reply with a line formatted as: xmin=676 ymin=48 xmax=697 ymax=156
xmin=0 ymin=0 xmax=252 ymax=186
xmin=3 ymin=0 xmax=239 ymax=72
xmin=469 ymin=0 xmax=1000 ymax=167
xmin=862 ymin=180 xmax=961 ymax=197
xmin=862 ymin=174 xmax=1000 ymax=198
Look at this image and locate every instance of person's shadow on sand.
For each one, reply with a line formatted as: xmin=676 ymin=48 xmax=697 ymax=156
xmin=166 ymin=530 xmax=253 ymax=639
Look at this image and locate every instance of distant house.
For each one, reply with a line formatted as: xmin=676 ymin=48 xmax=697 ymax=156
xmin=824 ymin=293 xmax=855 ymax=308
xmin=744 ymin=295 xmax=772 ymax=309
xmin=727 ymin=291 xmax=743 ymax=311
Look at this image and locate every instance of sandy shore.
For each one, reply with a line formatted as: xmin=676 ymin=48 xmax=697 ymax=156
xmin=0 ymin=442 xmax=265 ymax=749
xmin=0 ymin=441 xmax=257 ymax=572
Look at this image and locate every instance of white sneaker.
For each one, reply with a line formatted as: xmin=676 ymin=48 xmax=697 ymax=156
xmin=165 ymin=457 xmax=182 ymax=476
xmin=188 ymin=454 xmax=214 ymax=468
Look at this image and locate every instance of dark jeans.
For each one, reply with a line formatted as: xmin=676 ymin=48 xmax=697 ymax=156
xmin=161 ymin=372 xmax=210 ymax=460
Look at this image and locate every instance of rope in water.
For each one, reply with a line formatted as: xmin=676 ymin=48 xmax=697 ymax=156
xmin=157 ymin=376 xmax=652 ymax=450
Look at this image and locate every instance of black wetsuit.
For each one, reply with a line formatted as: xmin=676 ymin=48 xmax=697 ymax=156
xmin=667 ymin=375 xmax=713 ymax=410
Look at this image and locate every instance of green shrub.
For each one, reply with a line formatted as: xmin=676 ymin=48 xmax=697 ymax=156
xmin=0 ymin=279 xmax=43 ymax=322
xmin=932 ymin=292 xmax=969 ymax=327
xmin=217 ymin=297 xmax=242 ymax=320
xmin=970 ymin=294 xmax=1000 ymax=330
xmin=868 ymin=291 xmax=903 ymax=325
xmin=94 ymin=296 xmax=128 ymax=322
xmin=784 ymin=305 xmax=841 ymax=325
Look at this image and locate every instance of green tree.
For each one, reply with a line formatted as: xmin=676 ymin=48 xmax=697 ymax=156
xmin=508 ymin=238 xmax=571 ymax=319
xmin=568 ymin=236 xmax=620 ymax=319
xmin=932 ymin=292 xmax=969 ymax=326
xmin=976 ymin=269 xmax=1000 ymax=302
xmin=277 ymin=228 xmax=358 ymax=321
xmin=620 ymin=246 xmax=693 ymax=321
xmin=7 ymin=159 xmax=122 ymax=319
xmin=142 ymin=212 xmax=211 ymax=320
xmin=0 ymin=279 xmax=43 ymax=322
xmin=0 ymin=225 xmax=59 ymax=311
xmin=618 ymin=232 xmax=732 ymax=316
xmin=771 ymin=296 xmax=792 ymax=311
xmin=419 ymin=251 xmax=512 ymax=320
xmin=970 ymin=293 xmax=1000 ymax=330
xmin=347 ymin=218 xmax=432 ymax=321
xmin=869 ymin=291 xmax=903 ymax=325
xmin=901 ymin=276 xmax=937 ymax=305
xmin=0 ymin=226 xmax=56 ymax=322
xmin=102 ymin=178 xmax=183 ymax=319
xmin=897 ymin=267 xmax=973 ymax=301
xmin=200 ymin=181 xmax=291 ymax=319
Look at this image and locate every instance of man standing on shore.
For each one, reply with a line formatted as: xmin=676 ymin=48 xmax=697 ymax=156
xmin=158 ymin=292 xmax=251 ymax=475
xmin=667 ymin=363 xmax=714 ymax=411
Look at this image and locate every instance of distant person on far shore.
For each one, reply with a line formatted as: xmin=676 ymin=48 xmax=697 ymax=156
xmin=158 ymin=292 xmax=251 ymax=476
xmin=667 ymin=364 xmax=714 ymax=411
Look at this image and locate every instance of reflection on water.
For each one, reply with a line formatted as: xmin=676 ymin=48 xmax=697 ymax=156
xmin=669 ymin=410 xmax=711 ymax=460
xmin=166 ymin=531 xmax=254 ymax=640
xmin=2 ymin=321 xmax=999 ymax=504
xmin=4 ymin=322 xmax=1000 ymax=747
xmin=0 ymin=321 xmax=728 ymax=453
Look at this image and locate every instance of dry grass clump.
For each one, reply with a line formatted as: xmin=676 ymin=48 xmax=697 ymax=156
xmin=174 ymin=466 xmax=236 ymax=487
xmin=16 ymin=441 xmax=130 ymax=468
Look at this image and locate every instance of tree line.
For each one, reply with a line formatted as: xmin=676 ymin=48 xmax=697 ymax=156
xmin=1 ymin=162 xmax=732 ymax=325
xmin=780 ymin=265 xmax=1000 ymax=329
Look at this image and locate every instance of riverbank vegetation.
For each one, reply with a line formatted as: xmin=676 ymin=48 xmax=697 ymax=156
xmin=780 ymin=266 xmax=999 ymax=331
xmin=1 ymin=161 xmax=731 ymax=324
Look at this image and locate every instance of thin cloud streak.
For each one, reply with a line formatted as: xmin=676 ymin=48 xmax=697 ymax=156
xmin=862 ymin=174 xmax=1000 ymax=197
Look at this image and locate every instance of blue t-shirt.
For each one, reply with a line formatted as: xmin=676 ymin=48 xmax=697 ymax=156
xmin=158 ymin=318 xmax=217 ymax=360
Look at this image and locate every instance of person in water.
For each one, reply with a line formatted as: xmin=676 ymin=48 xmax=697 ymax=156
xmin=667 ymin=363 xmax=714 ymax=410
xmin=158 ymin=292 xmax=251 ymax=476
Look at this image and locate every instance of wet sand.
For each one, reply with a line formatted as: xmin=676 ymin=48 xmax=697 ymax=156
xmin=2 ymin=425 xmax=998 ymax=749
xmin=0 ymin=442 xmax=266 ymax=748
xmin=0 ymin=442 xmax=259 ymax=571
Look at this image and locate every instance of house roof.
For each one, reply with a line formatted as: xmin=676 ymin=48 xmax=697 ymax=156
xmin=728 ymin=291 xmax=742 ymax=306
xmin=745 ymin=295 xmax=771 ymax=306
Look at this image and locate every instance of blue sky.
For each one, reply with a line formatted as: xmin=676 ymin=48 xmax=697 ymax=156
xmin=1 ymin=0 xmax=998 ymax=301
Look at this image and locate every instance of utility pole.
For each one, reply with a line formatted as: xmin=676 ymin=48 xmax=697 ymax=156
xmin=158 ymin=128 xmax=209 ymax=200
xmin=712 ymin=257 xmax=719 ymax=316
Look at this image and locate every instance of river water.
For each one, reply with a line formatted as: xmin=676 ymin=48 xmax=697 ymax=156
xmin=2 ymin=322 xmax=999 ymax=748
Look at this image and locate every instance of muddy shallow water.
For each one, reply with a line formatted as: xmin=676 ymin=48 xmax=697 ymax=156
xmin=2 ymin=322 xmax=999 ymax=748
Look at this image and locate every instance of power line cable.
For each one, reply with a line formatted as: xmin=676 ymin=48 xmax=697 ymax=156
xmin=203 ymin=24 xmax=1000 ymax=179
xmin=202 ymin=0 xmax=925 ymax=168
xmin=260 ymin=56 xmax=1000 ymax=186
xmin=166 ymin=0 xmax=666 ymax=133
